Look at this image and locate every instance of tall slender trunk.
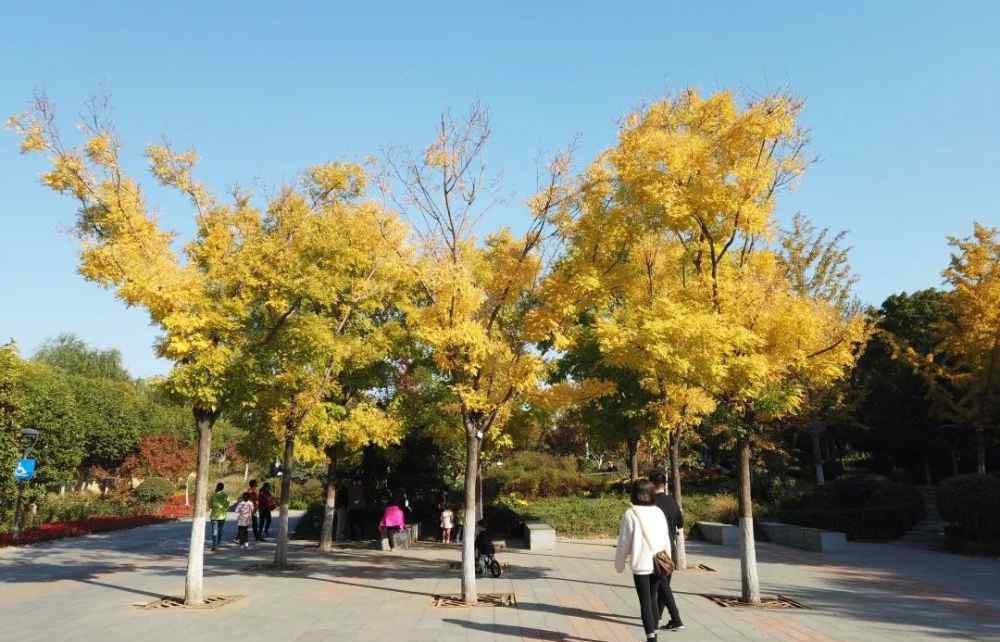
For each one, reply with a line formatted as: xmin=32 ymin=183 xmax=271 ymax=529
xmin=273 ymin=432 xmax=295 ymax=568
xmin=184 ymin=409 xmax=215 ymax=605
xmin=922 ymin=452 xmax=933 ymax=485
xmin=461 ymin=426 xmax=481 ymax=604
xmin=476 ymin=460 xmax=484 ymax=522
xmin=951 ymin=448 xmax=960 ymax=477
xmin=811 ymin=427 xmax=825 ymax=486
xmin=627 ymin=433 xmax=640 ymax=482
xmin=737 ymin=436 xmax=760 ymax=605
xmin=670 ymin=435 xmax=687 ymax=571
xmin=319 ymin=453 xmax=337 ymax=552
xmin=976 ymin=425 xmax=987 ymax=475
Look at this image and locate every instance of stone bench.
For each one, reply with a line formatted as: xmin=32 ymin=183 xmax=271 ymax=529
xmin=696 ymin=521 xmax=740 ymax=546
xmin=758 ymin=521 xmax=846 ymax=552
xmin=525 ymin=521 xmax=556 ymax=551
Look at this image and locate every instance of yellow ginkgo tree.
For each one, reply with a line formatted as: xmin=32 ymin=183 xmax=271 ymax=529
xmin=222 ymin=163 xmax=413 ymax=567
xmin=892 ymin=223 xmax=1000 ymax=475
xmin=385 ymin=104 xmax=583 ymax=604
xmin=7 ymin=100 xmax=411 ymax=596
xmin=588 ymin=88 xmax=864 ymax=604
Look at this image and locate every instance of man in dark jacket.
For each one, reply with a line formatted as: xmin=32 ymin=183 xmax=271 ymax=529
xmin=649 ymin=471 xmax=684 ymax=631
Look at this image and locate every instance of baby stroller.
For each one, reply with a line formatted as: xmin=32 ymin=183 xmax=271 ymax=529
xmin=475 ymin=522 xmax=503 ymax=578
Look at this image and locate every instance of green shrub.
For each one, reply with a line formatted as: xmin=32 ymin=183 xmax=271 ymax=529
xmin=292 ymin=502 xmax=325 ymax=540
xmin=290 ymin=478 xmax=326 ymax=509
xmin=133 ymin=477 xmax=175 ymax=503
xmin=937 ymin=474 xmax=1000 ymax=549
xmin=487 ymin=451 xmax=590 ymax=498
xmin=32 ymin=493 xmax=145 ymax=526
xmin=777 ymin=475 xmax=924 ymax=541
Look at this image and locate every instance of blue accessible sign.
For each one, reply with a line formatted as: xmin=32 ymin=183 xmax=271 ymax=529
xmin=14 ymin=458 xmax=36 ymax=481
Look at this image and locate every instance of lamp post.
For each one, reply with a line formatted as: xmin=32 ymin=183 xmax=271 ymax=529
xmin=12 ymin=427 xmax=41 ymax=541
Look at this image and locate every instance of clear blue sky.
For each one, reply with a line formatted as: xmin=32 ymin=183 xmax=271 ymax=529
xmin=2 ymin=2 xmax=998 ymax=378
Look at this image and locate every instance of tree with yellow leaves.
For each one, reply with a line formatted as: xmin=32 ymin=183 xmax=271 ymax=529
xmin=7 ymin=98 xmax=410 ymax=596
xmin=580 ymin=89 xmax=864 ymax=604
xmin=384 ymin=104 xmax=585 ymax=603
xmin=225 ymin=164 xmax=413 ymax=567
xmin=894 ymin=223 xmax=1000 ymax=474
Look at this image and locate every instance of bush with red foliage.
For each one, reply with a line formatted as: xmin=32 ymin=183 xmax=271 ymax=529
xmin=0 ymin=515 xmax=174 ymax=547
xmin=120 ymin=434 xmax=195 ymax=481
xmin=159 ymin=494 xmax=193 ymax=518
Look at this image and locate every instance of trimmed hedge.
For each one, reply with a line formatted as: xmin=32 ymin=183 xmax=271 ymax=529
xmin=777 ymin=475 xmax=924 ymax=541
xmin=132 ymin=477 xmax=175 ymax=503
xmin=937 ymin=474 xmax=1000 ymax=552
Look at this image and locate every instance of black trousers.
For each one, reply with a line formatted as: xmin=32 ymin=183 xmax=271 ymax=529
xmin=252 ymin=514 xmax=260 ymax=539
xmin=633 ymin=573 xmax=662 ymax=637
xmin=259 ymin=509 xmax=272 ymax=535
xmin=657 ymin=572 xmax=681 ymax=624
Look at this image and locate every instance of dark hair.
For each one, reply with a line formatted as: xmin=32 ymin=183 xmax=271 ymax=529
xmin=215 ymin=482 xmax=225 ymax=492
xmin=630 ymin=479 xmax=656 ymax=506
xmin=648 ymin=471 xmax=667 ymax=486
xmin=261 ymin=482 xmax=271 ymax=493
xmin=242 ymin=492 xmax=251 ymax=501
xmin=249 ymin=479 xmax=258 ymax=488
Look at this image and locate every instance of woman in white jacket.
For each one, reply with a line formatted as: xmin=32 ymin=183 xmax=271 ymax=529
xmin=615 ymin=479 xmax=671 ymax=641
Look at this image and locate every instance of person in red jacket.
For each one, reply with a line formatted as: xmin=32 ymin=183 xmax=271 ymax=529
xmin=258 ymin=482 xmax=276 ymax=540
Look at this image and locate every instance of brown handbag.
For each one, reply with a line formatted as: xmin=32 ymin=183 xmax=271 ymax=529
xmin=632 ymin=508 xmax=674 ymax=577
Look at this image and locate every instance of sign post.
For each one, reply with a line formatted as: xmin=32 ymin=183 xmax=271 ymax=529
xmin=11 ymin=429 xmax=40 ymax=541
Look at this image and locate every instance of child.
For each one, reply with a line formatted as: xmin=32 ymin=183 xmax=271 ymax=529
xmin=235 ymin=492 xmax=254 ymax=549
xmin=474 ymin=519 xmax=495 ymax=573
xmin=208 ymin=482 xmax=228 ymax=551
xmin=440 ymin=504 xmax=454 ymax=544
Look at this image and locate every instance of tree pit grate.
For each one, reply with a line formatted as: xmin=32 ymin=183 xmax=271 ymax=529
xmin=433 ymin=592 xmax=517 ymax=608
xmin=134 ymin=595 xmax=244 ymax=610
xmin=681 ymin=563 xmax=717 ymax=573
xmin=703 ymin=594 xmax=807 ymax=609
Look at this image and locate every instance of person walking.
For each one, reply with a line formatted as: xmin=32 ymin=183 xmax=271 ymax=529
xmin=440 ymin=504 xmax=455 ymax=543
xmin=615 ymin=479 xmax=671 ymax=642
xmin=208 ymin=482 xmax=228 ymax=551
xmin=258 ymin=482 xmax=276 ymax=540
xmin=378 ymin=494 xmax=406 ymax=550
xmin=235 ymin=492 xmax=254 ymax=549
xmin=649 ymin=471 xmax=684 ymax=631
xmin=246 ymin=479 xmax=260 ymax=540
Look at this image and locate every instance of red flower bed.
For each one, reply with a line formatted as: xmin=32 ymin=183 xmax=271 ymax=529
xmin=0 ymin=515 xmax=175 ymax=547
xmin=159 ymin=495 xmax=193 ymax=518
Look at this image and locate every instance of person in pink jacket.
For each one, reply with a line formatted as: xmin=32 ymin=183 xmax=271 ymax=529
xmin=378 ymin=494 xmax=406 ymax=549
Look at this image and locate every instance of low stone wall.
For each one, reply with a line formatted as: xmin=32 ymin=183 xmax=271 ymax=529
xmin=525 ymin=521 xmax=556 ymax=551
xmin=758 ymin=521 xmax=847 ymax=552
xmin=696 ymin=521 xmax=740 ymax=546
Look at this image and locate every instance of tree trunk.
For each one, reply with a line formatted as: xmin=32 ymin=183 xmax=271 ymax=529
xmin=319 ymin=455 xmax=337 ymax=553
xmin=951 ymin=448 xmax=960 ymax=477
xmin=461 ymin=427 xmax=481 ymax=604
xmin=811 ymin=427 xmax=825 ymax=486
xmin=273 ymin=432 xmax=295 ymax=568
xmin=627 ymin=433 xmax=640 ymax=482
xmin=476 ymin=460 xmax=484 ymax=522
xmin=670 ymin=435 xmax=687 ymax=571
xmin=737 ymin=436 xmax=760 ymax=605
xmin=976 ymin=425 xmax=987 ymax=475
xmin=184 ymin=409 xmax=215 ymax=606
xmin=243 ymin=462 xmax=249 ymax=481
xmin=922 ymin=452 xmax=933 ymax=486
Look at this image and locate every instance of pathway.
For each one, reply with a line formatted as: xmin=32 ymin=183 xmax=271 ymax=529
xmin=1 ymin=516 xmax=998 ymax=642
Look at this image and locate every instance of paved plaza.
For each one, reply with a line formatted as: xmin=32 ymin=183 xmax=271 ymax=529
xmin=1 ymin=515 xmax=998 ymax=642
